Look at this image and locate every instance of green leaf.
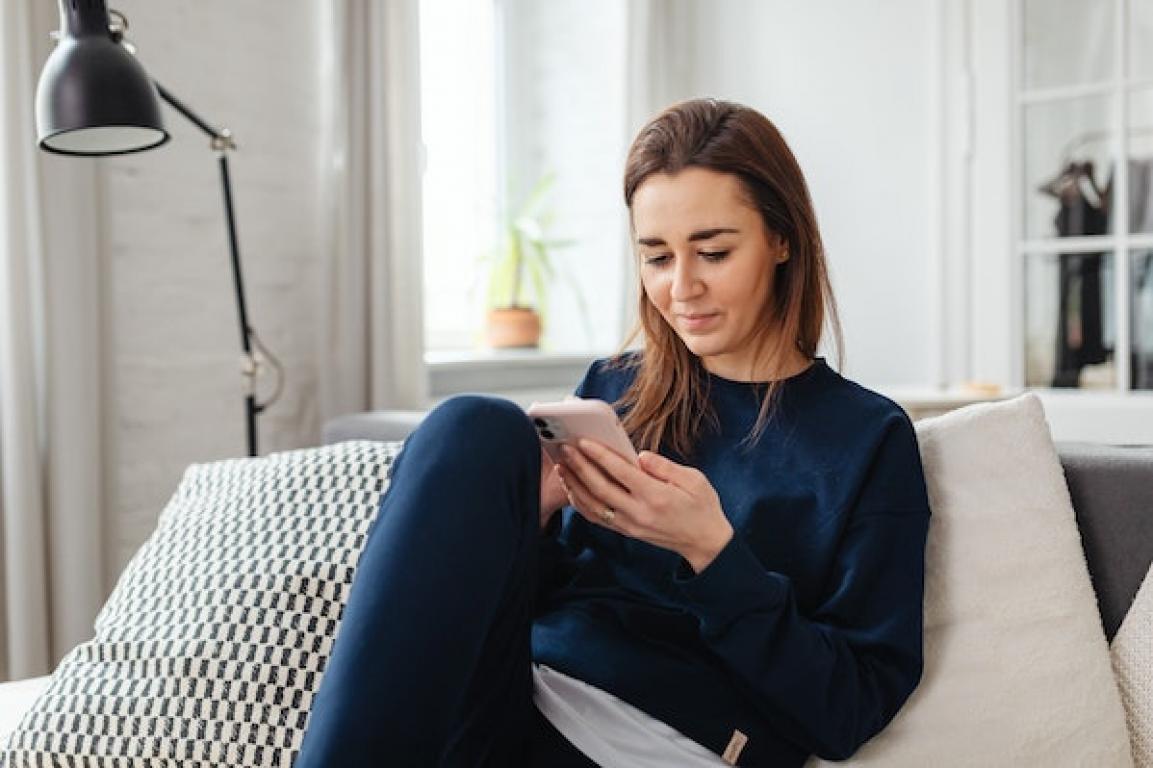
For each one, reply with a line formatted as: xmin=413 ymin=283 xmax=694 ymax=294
xmin=527 ymin=257 xmax=548 ymax=318
xmin=533 ymin=241 xmax=555 ymax=280
xmin=518 ymin=172 xmax=556 ymax=218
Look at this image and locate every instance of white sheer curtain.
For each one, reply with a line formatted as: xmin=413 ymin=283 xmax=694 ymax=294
xmin=318 ymin=0 xmax=428 ymax=422
xmin=625 ymin=0 xmax=697 ymax=136
xmin=0 ymin=1 xmax=106 ymax=681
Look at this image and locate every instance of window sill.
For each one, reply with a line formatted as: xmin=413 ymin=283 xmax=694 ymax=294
xmin=425 ymin=349 xmax=601 ymax=398
xmin=880 ymin=384 xmax=1153 ymax=444
xmin=1032 ymin=390 xmax=1153 ymax=444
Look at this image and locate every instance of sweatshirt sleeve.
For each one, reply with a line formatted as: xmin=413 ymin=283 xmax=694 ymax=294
xmin=674 ymin=414 xmax=930 ymax=761
xmin=535 ymin=507 xmax=581 ymax=605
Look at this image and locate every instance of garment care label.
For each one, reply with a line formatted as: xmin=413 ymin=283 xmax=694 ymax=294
xmin=722 ymin=729 xmax=748 ymax=764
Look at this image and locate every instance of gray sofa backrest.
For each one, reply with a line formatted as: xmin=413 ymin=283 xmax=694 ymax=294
xmin=1056 ymin=442 xmax=1153 ymax=640
xmin=324 ymin=410 xmax=427 ymax=445
xmin=321 ymin=412 xmax=1153 ymax=640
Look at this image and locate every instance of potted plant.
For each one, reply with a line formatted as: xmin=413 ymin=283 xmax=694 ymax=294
xmin=483 ymin=173 xmax=578 ymax=348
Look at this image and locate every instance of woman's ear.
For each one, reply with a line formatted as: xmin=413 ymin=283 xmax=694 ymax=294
xmin=776 ymin=235 xmax=789 ymax=264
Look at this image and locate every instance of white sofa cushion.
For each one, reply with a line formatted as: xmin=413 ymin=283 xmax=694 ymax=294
xmin=813 ymin=392 xmax=1133 ymax=766
xmin=0 ymin=440 xmax=400 ymax=767
xmin=1112 ymin=561 xmax=1153 ymax=765
xmin=0 ymin=677 xmax=50 ymax=747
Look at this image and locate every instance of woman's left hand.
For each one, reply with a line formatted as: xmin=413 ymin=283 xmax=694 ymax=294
xmin=556 ymin=440 xmax=734 ymax=573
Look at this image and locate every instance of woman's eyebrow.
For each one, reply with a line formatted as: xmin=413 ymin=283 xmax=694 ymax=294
xmin=637 ymin=227 xmax=740 ymax=247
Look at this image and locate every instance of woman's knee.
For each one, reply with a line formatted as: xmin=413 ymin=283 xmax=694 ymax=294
xmin=412 ymin=395 xmax=540 ymax=467
xmin=385 ymin=396 xmax=542 ymax=532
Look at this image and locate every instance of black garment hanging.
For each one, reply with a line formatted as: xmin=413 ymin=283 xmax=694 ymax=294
xmin=1131 ymin=158 xmax=1153 ymax=389
xmin=1136 ymin=249 xmax=1153 ymax=389
xmin=1038 ymin=161 xmax=1110 ymax=387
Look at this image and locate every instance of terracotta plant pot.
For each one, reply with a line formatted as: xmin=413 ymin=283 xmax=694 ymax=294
xmin=486 ymin=307 xmax=541 ymax=348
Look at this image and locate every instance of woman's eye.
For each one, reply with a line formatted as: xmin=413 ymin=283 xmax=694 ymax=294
xmin=700 ymin=250 xmax=729 ymax=262
xmin=643 ymin=253 xmax=671 ymax=266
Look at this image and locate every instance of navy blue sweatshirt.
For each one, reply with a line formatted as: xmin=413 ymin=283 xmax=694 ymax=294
xmin=531 ymin=356 xmax=931 ymax=766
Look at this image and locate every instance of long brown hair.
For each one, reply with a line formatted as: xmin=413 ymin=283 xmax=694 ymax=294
xmin=616 ymin=98 xmax=844 ymax=456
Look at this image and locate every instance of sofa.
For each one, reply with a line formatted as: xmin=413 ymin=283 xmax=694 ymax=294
xmin=321 ymin=404 xmax=1153 ymax=765
xmin=0 ymin=394 xmax=1147 ymax=766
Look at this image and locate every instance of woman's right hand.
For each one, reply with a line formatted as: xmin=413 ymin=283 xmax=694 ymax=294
xmin=539 ymin=447 xmax=568 ymax=530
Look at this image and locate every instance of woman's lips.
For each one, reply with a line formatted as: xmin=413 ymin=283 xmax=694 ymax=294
xmin=677 ymin=312 xmax=720 ymax=332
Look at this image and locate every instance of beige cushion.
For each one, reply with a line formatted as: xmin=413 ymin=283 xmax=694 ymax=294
xmin=813 ymin=393 xmax=1133 ymax=766
xmin=1112 ymin=562 xmax=1153 ymax=766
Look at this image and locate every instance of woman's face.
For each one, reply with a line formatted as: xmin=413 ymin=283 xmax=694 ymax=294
xmin=632 ymin=167 xmax=789 ymax=381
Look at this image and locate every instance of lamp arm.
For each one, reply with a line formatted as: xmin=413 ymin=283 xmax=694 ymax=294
xmin=217 ymin=153 xmax=254 ymax=356
xmin=154 ymin=82 xmax=235 ymax=150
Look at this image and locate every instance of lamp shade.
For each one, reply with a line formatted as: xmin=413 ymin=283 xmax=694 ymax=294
xmin=35 ymin=0 xmax=168 ymax=156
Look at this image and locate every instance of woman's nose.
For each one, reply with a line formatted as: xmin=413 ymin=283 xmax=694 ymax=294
xmin=670 ymin=258 xmax=703 ymax=301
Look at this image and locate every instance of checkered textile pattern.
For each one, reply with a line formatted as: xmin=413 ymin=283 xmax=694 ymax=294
xmin=0 ymin=439 xmax=401 ymax=768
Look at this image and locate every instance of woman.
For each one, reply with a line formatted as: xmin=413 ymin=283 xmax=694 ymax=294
xmin=296 ymin=98 xmax=930 ymax=767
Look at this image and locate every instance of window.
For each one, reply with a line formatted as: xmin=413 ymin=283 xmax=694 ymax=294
xmin=419 ymin=0 xmax=498 ymax=351
xmin=418 ymin=0 xmax=629 ymax=359
xmin=1017 ymin=0 xmax=1153 ymax=391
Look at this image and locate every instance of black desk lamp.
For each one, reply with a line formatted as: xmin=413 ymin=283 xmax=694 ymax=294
xmin=34 ymin=0 xmax=282 ymax=457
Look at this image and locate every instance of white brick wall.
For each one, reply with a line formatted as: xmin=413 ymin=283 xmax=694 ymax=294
xmin=96 ymin=2 xmax=326 ymax=590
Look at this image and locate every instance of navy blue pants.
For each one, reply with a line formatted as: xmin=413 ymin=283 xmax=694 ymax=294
xmin=295 ymin=396 xmax=598 ymax=767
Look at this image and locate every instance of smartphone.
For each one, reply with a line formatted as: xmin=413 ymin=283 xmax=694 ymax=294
xmin=526 ymin=398 xmax=639 ymax=465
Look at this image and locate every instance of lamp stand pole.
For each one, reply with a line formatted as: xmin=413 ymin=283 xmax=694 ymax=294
xmin=154 ymin=83 xmax=262 ymax=457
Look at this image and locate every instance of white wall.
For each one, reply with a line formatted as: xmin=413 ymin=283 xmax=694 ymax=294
xmin=686 ymin=0 xmax=938 ymax=388
xmin=94 ymin=1 xmax=326 ymax=589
